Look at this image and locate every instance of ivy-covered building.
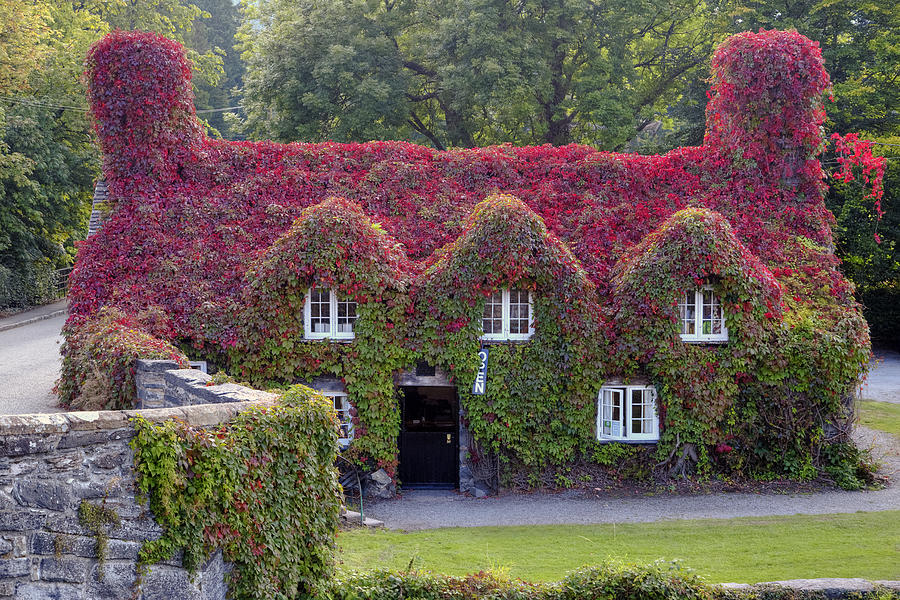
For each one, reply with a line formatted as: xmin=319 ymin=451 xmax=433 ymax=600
xmin=64 ymin=29 xmax=872 ymax=495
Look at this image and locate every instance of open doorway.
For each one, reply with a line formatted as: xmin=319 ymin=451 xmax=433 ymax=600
xmin=398 ymin=386 xmax=459 ymax=488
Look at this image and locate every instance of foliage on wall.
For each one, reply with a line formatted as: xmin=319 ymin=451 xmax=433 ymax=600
xmin=66 ymin=28 xmax=880 ymax=485
xmin=230 ymin=196 xmax=412 ymax=473
xmin=131 ymin=385 xmax=342 ymax=600
xmin=608 ymin=207 xmax=868 ymax=478
xmin=412 ymin=193 xmax=606 ymax=466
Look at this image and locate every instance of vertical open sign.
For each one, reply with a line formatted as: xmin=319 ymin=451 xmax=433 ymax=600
xmin=472 ymin=348 xmax=489 ymax=395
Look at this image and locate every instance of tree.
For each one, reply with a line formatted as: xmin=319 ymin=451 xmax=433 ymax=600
xmin=188 ymin=0 xmax=246 ymax=139
xmin=238 ymin=0 xmax=729 ymax=149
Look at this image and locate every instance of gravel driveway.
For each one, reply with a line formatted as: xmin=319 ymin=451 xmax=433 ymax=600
xmin=368 ymin=425 xmax=900 ymax=531
xmin=861 ymin=349 xmax=900 ymax=404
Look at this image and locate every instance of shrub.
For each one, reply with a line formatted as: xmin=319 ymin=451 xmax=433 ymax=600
xmin=325 ymin=562 xmax=898 ymax=600
xmin=57 ymin=307 xmax=189 ymax=410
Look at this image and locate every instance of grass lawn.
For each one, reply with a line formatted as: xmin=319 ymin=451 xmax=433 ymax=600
xmin=337 ymin=511 xmax=900 ymax=583
xmin=859 ymin=400 xmax=900 ymax=436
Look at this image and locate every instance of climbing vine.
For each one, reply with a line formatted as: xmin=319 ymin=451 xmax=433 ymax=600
xmin=411 ymin=193 xmax=607 ymax=467
xmin=66 ymin=29 xmax=882 ymax=487
xmin=58 ymin=307 xmax=189 ymax=410
xmin=130 ymin=385 xmax=342 ymax=600
xmin=230 ymin=196 xmax=412 ymax=473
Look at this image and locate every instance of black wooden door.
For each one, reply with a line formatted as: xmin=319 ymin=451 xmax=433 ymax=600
xmin=398 ymin=386 xmax=458 ymax=487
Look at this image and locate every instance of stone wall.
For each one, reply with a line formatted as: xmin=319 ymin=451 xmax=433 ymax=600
xmin=0 ymin=399 xmax=274 ymax=598
xmin=134 ymin=360 xmax=275 ymax=409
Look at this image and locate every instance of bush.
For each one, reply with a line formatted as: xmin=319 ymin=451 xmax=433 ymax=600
xmin=325 ymin=562 xmax=899 ymax=600
xmin=0 ymin=260 xmax=59 ymax=310
xmin=57 ymin=307 xmax=189 ymax=410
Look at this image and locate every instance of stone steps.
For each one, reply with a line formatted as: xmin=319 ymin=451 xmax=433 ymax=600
xmin=341 ymin=510 xmax=383 ymax=528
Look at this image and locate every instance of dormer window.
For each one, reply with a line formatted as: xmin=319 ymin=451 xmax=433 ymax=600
xmin=482 ymin=288 xmax=534 ymax=341
xmin=303 ymin=287 xmax=357 ymax=340
xmin=679 ymin=286 xmax=727 ymax=342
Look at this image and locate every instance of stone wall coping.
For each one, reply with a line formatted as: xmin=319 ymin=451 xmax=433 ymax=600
xmin=720 ymin=578 xmax=900 ymax=597
xmin=0 ymin=399 xmax=277 ymax=437
xmin=162 ymin=369 xmax=279 ymax=405
xmin=134 ymin=358 xmax=183 ymax=373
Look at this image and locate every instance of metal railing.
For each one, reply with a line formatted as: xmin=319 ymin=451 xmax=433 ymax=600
xmin=336 ymin=454 xmax=365 ymax=526
xmin=53 ymin=266 xmax=73 ymax=298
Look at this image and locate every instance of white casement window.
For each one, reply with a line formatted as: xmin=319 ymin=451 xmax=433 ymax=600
xmin=323 ymin=391 xmax=354 ymax=448
xmin=679 ymin=285 xmax=727 ymax=343
xmin=303 ymin=287 xmax=357 ymax=340
xmin=481 ymin=288 xmax=534 ymax=341
xmin=598 ymin=385 xmax=659 ymax=442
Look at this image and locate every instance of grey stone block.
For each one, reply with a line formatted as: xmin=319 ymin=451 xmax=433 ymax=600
xmin=0 ymin=511 xmax=46 ymax=531
xmin=87 ymin=451 xmax=126 ymax=471
xmin=141 ymin=565 xmax=202 ymax=599
xmin=0 ymin=537 xmax=11 ymax=555
xmin=86 ymin=561 xmax=136 ymax=600
xmin=0 ymin=581 xmax=13 ymax=597
xmin=0 ymin=435 xmax=60 ymax=456
xmin=0 ymin=558 xmax=29 ymax=577
xmin=57 ymin=430 xmax=117 ymax=449
xmin=41 ymin=515 xmax=88 ymax=536
xmin=29 ymin=531 xmax=141 ymax=561
xmin=39 ymin=557 xmax=89 ymax=583
xmin=14 ymin=582 xmax=82 ymax=600
xmin=13 ymin=480 xmax=71 ymax=511
xmin=43 ymin=451 xmax=84 ymax=473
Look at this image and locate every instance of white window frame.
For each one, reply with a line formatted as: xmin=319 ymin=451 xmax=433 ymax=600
xmin=679 ymin=285 xmax=728 ymax=343
xmin=597 ymin=385 xmax=659 ymax=442
xmin=481 ymin=288 xmax=534 ymax=342
xmin=322 ymin=391 xmax=354 ymax=449
xmin=303 ymin=287 xmax=356 ymax=340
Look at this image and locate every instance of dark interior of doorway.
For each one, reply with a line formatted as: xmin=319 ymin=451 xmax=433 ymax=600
xmin=398 ymin=386 xmax=459 ymax=489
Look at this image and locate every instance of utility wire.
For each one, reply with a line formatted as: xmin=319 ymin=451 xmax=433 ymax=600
xmin=0 ymin=94 xmax=896 ymax=146
xmin=0 ymin=95 xmax=244 ymax=114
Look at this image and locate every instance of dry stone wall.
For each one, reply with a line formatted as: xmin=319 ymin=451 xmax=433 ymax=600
xmin=135 ymin=360 xmax=275 ymax=409
xmin=0 ymin=368 xmax=278 ymax=599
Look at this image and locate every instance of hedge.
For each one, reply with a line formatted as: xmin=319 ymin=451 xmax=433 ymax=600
xmin=324 ymin=563 xmax=899 ymax=600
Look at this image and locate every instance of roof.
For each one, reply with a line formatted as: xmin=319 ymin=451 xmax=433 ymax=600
xmin=69 ymin=29 xmax=858 ymax=353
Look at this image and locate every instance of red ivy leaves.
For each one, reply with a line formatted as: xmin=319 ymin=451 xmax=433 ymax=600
xmin=68 ymin=29 xmax=873 ymax=475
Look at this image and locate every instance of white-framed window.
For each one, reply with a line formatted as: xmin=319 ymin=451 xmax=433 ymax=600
xmin=322 ymin=391 xmax=354 ymax=449
xmin=303 ymin=287 xmax=357 ymax=340
xmin=679 ymin=285 xmax=727 ymax=342
xmin=597 ymin=385 xmax=659 ymax=442
xmin=481 ymin=288 xmax=534 ymax=341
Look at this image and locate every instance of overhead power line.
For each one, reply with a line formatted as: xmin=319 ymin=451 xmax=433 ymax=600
xmin=0 ymin=95 xmax=245 ymax=115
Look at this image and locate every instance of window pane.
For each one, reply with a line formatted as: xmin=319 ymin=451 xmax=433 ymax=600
xmin=509 ymin=289 xmax=530 ymax=335
xmin=679 ymin=292 xmax=696 ymax=335
xmin=310 ymin=287 xmax=331 ymax=333
xmin=700 ymin=289 xmax=723 ymax=337
xmin=336 ymin=296 xmax=357 ymax=333
xmin=601 ymin=389 xmax=624 ymax=437
xmin=332 ymin=394 xmax=354 ymax=440
xmin=483 ymin=292 xmax=504 ymax=335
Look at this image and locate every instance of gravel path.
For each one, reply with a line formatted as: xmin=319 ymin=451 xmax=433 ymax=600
xmin=368 ymin=425 xmax=900 ymax=530
xmin=861 ymin=349 xmax=900 ymax=404
xmin=0 ymin=313 xmax=65 ymax=415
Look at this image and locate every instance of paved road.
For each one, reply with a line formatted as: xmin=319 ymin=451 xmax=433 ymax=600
xmin=0 ymin=313 xmax=65 ymax=414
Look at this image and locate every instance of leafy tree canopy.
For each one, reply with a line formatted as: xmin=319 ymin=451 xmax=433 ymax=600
xmin=238 ymin=0 xmax=728 ymax=150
